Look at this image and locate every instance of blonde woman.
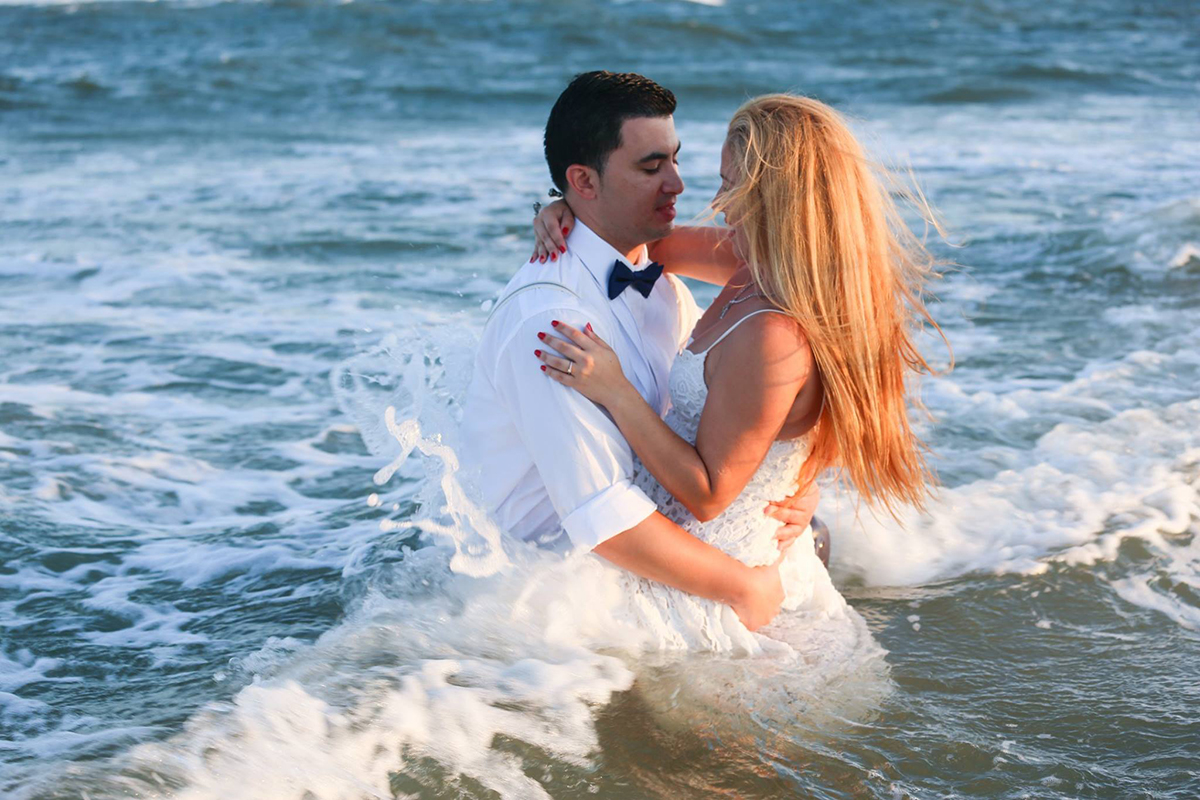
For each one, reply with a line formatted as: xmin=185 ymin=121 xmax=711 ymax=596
xmin=531 ymin=94 xmax=945 ymax=652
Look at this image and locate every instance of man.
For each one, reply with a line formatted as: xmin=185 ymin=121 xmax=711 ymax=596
xmin=460 ymin=72 xmax=816 ymax=631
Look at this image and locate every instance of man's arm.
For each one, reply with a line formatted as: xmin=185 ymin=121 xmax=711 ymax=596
xmin=593 ymin=511 xmax=784 ymax=632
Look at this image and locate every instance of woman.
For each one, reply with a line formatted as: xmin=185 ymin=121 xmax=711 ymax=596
xmin=531 ymin=94 xmax=947 ymax=652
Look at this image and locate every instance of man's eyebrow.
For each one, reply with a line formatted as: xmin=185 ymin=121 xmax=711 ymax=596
xmin=636 ymin=142 xmax=682 ymax=164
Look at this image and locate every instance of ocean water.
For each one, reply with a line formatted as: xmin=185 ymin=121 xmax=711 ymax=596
xmin=2 ymin=0 xmax=1199 ymax=797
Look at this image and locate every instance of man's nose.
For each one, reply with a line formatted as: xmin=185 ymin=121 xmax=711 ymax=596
xmin=663 ymin=161 xmax=685 ymax=196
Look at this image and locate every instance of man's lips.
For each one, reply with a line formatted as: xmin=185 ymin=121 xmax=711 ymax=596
xmin=656 ymin=204 xmax=677 ymax=222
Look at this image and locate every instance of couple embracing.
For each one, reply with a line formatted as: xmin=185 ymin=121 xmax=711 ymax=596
xmin=460 ymin=71 xmax=942 ymax=651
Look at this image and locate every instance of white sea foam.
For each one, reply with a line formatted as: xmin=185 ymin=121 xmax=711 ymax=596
xmin=0 ymin=648 xmax=82 ymax=744
xmin=0 ymin=648 xmax=67 ymax=696
xmin=99 ymin=539 xmax=886 ymax=800
xmin=830 ymin=398 xmax=1199 ymax=584
xmin=829 ymin=288 xmax=1200 ymax=632
xmin=1169 ymin=242 xmax=1200 ymax=269
xmin=131 ymin=571 xmax=639 ymax=798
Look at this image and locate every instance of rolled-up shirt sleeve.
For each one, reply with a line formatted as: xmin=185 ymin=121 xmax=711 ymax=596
xmin=492 ymin=306 xmax=656 ymax=552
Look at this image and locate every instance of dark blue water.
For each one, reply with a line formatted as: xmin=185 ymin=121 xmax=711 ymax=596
xmin=2 ymin=1 xmax=1199 ymax=797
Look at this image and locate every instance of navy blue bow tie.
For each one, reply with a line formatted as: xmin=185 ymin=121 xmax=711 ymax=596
xmin=607 ymin=260 xmax=664 ymax=300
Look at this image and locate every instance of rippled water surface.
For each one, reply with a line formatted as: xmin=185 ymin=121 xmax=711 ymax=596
xmin=2 ymin=0 xmax=1199 ymax=797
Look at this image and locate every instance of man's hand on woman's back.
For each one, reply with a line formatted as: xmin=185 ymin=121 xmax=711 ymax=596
xmin=767 ymin=480 xmax=820 ymax=552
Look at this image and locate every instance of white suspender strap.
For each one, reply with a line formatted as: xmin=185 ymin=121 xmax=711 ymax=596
xmin=486 ymin=281 xmax=579 ymax=324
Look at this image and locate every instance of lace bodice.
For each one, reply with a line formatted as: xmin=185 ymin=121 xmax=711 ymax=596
xmin=633 ymin=347 xmax=812 ymax=569
xmin=616 ymin=326 xmax=844 ymax=654
xmin=587 ymin=305 xmax=872 ymax=664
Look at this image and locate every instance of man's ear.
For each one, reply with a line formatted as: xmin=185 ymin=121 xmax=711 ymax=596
xmin=565 ymin=164 xmax=600 ymax=200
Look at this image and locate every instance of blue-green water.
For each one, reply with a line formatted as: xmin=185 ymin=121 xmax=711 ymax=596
xmin=2 ymin=1 xmax=1199 ymax=797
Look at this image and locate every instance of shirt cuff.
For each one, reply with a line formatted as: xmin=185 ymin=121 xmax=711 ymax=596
xmin=560 ymin=480 xmax=657 ymax=553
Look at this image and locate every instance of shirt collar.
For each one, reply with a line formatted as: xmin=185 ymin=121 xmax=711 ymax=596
xmin=568 ymin=220 xmax=649 ymax=291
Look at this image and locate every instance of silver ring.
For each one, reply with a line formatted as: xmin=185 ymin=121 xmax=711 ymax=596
xmin=566 ymin=362 xmax=573 ymax=376
xmin=532 ymin=201 xmax=543 ymax=216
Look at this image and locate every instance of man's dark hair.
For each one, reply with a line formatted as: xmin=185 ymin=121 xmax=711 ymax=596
xmin=544 ymin=71 xmax=677 ymax=192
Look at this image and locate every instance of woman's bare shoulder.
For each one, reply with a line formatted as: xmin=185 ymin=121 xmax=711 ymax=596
xmin=709 ymin=308 xmax=811 ymax=387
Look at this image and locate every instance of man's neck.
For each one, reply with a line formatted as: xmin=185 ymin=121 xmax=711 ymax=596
xmin=574 ymin=208 xmax=646 ymax=264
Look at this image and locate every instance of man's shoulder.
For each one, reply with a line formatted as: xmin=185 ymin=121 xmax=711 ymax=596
xmin=500 ymin=254 xmax=586 ymax=294
xmin=477 ymin=257 xmax=588 ymax=356
xmin=490 ymin=256 xmax=601 ymax=321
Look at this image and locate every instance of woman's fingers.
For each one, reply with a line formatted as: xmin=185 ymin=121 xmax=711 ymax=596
xmin=548 ymin=222 xmax=567 ymax=254
xmin=531 ymin=201 xmax=571 ymax=259
xmin=532 ymin=217 xmax=549 ymax=260
xmin=534 ymin=215 xmax=561 ymax=259
xmin=534 ymin=322 xmax=605 ymax=381
xmin=549 ymin=320 xmax=593 ymax=349
xmin=581 ymin=322 xmax=611 ymax=350
xmin=534 ymin=348 xmax=573 ymax=374
xmin=542 ymin=364 xmax=571 ymax=387
xmin=537 ymin=329 xmax=586 ymax=362
xmin=545 ymin=201 xmax=574 ymax=252
xmin=529 ymin=216 xmax=542 ymax=262
xmin=540 ymin=211 xmax=566 ymax=254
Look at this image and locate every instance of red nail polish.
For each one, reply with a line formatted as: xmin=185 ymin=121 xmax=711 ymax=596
xmin=551 ymin=320 xmax=559 ymax=327
xmin=538 ymin=332 xmax=546 ymax=340
xmin=562 ymin=227 xmax=570 ymax=236
xmin=550 ymin=253 xmax=557 ymax=262
xmin=559 ymin=246 xmax=566 ymax=254
xmin=534 ymin=349 xmax=541 ymax=357
xmin=540 ymin=257 xmax=546 ymax=263
xmin=586 ymin=323 xmax=592 ymax=332
xmin=541 ymin=365 xmax=547 ymax=372
xmin=530 ymin=255 xmax=535 ymax=263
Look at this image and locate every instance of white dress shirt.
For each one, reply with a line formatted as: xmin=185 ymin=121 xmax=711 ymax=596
xmin=460 ymin=221 xmax=700 ymax=553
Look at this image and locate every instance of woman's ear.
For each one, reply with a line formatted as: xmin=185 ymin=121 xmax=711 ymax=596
xmin=565 ymin=164 xmax=600 ymax=201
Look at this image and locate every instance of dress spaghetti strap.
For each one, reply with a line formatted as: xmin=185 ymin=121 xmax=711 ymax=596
xmin=693 ymin=308 xmax=791 ymax=355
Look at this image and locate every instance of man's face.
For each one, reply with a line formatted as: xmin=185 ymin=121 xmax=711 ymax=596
xmin=593 ymin=115 xmax=684 ymax=248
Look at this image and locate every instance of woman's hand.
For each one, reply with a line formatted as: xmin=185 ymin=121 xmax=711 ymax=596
xmin=535 ymin=321 xmax=633 ymax=408
xmin=530 ymin=199 xmax=576 ymax=264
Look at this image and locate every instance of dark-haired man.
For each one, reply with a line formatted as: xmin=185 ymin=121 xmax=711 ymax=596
xmin=461 ymin=72 xmax=811 ymax=630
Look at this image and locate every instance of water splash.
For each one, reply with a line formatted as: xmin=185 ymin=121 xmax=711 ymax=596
xmin=332 ymin=325 xmax=509 ymax=577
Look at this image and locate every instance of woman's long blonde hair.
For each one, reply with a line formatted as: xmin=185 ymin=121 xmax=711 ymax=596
xmin=717 ymin=94 xmax=950 ymax=516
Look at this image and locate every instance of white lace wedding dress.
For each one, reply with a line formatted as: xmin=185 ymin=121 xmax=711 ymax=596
xmin=618 ymin=313 xmax=865 ymax=658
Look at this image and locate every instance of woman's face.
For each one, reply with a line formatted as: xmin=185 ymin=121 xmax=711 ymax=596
xmin=715 ymin=137 xmax=748 ymax=258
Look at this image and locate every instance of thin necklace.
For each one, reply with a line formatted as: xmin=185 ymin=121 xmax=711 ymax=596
xmin=718 ymin=281 xmax=762 ymax=320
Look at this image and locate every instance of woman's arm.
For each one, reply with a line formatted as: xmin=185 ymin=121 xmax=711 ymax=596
xmin=530 ymin=202 xmax=741 ymax=286
xmin=647 ymin=226 xmax=741 ymax=286
xmin=536 ymin=317 xmax=810 ymax=522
